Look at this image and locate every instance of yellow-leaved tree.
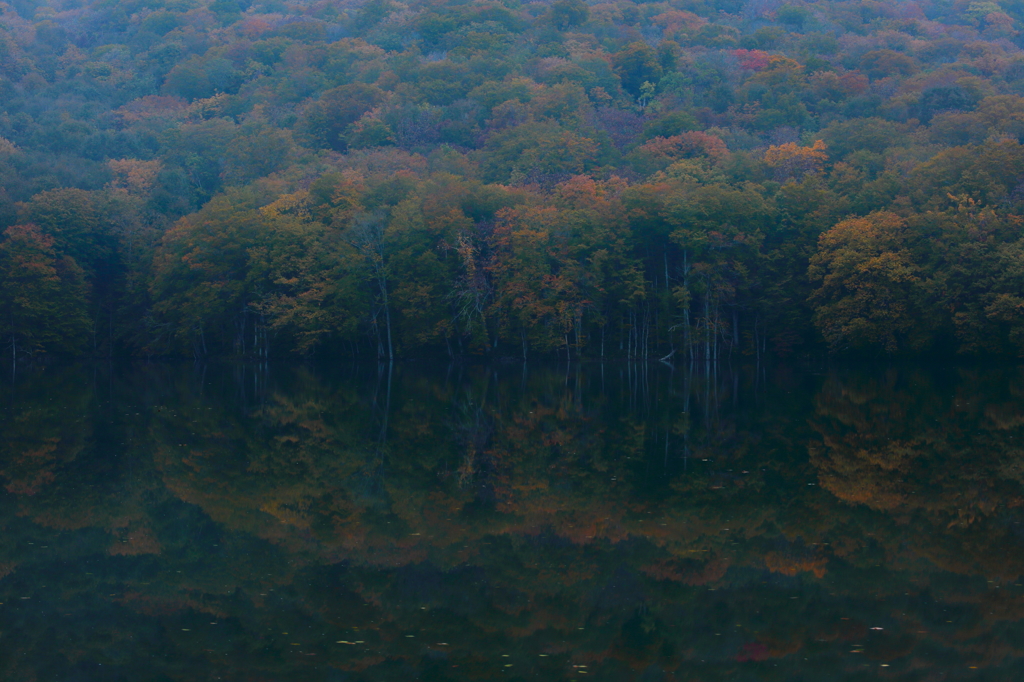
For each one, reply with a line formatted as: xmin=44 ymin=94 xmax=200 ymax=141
xmin=808 ymin=211 xmax=926 ymax=354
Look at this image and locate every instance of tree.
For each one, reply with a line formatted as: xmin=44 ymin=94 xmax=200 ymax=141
xmin=808 ymin=212 xmax=924 ymax=354
xmin=859 ymin=50 xmax=918 ymax=80
xmin=347 ymin=212 xmax=395 ymax=360
xmin=0 ymin=224 xmax=90 ymax=359
xmin=480 ymin=121 xmax=599 ymax=183
xmin=764 ymin=139 xmax=828 ymax=182
xmin=18 ymin=189 xmax=112 ymax=276
xmin=549 ymin=0 xmax=588 ymax=30
xmin=149 ymin=192 xmax=272 ymax=357
xmin=300 ymin=83 xmax=387 ymax=152
xmin=912 ymin=202 xmax=1024 ymax=356
xmin=613 ymin=42 xmax=663 ymax=97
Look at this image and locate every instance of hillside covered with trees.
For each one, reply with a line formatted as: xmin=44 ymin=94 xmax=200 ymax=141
xmin=1 ymin=0 xmax=1023 ymax=359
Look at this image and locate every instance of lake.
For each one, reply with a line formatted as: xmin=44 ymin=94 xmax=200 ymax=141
xmin=1 ymin=360 xmax=1023 ymax=681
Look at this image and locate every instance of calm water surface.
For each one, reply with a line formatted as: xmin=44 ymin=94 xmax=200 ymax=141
xmin=1 ymin=361 xmax=1023 ymax=681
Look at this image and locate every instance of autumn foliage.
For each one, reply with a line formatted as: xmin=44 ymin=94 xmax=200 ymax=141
xmin=0 ymin=0 xmax=1022 ymax=359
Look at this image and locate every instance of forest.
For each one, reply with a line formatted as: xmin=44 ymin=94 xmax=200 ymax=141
xmin=1 ymin=0 xmax=1023 ymax=359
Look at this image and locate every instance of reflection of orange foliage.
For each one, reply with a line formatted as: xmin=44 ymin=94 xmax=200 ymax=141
xmin=2 ymin=439 xmax=58 ymax=496
xmin=4 ymin=468 xmax=56 ymax=495
xmin=0 ymin=562 xmax=17 ymax=580
xmin=812 ymin=437 xmax=919 ymax=510
xmin=118 ymin=592 xmax=229 ymax=619
xmin=109 ymin=525 xmax=162 ymax=556
xmin=986 ymin=403 xmax=1024 ymax=430
xmin=640 ymin=558 xmax=685 ymax=581
xmin=764 ymin=551 xmax=828 ymax=578
xmin=761 ymin=636 xmax=803 ymax=658
xmin=736 ymin=640 xmax=770 ymax=661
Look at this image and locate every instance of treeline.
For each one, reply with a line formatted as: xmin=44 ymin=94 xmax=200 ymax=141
xmin=1 ymin=0 xmax=1023 ymax=358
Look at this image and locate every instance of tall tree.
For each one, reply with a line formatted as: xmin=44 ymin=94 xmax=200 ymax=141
xmin=0 ymin=224 xmax=90 ymax=360
xmin=808 ymin=212 xmax=925 ymax=354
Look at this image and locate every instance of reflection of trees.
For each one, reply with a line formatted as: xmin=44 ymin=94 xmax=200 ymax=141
xmin=810 ymin=366 xmax=1024 ymax=580
xmin=0 ymin=367 xmax=91 ymax=499
xmin=2 ymin=362 xmax=1024 ymax=679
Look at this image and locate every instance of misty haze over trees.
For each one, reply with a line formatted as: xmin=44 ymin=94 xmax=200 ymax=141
xmin=1 ymin=0 xmax=1023 ymax=360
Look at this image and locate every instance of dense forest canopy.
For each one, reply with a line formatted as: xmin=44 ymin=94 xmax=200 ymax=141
xmin=1 ymin=0 xmax=1023 ymax=358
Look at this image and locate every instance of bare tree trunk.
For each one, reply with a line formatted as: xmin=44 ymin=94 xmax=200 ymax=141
xmin=478 ymin=307 xmax=489 ymax=352
xmin=382 ymin=282 xmax=394 ymax=360
xmin=754 ymin=313 xmax=760 ymax=364
xmin=261 ymin=313 xmax=268 ymax=358
xmin=574 ymin=310 xmax=582 ymax=358
xmin=732 ymin=309 xmax=739 ymax=358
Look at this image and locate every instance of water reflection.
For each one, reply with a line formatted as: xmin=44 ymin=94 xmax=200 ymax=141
xmin=1 ymin=361 xmax=1023 ymax=680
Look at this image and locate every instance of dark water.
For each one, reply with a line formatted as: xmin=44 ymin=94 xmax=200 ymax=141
xmin=1 ymin=361 xmax=1023 ymax=681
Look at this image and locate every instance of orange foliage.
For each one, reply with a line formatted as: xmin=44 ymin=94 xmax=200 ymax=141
xmin=240 ymin=17 xmax=272 ymax=38
xmin=108 ymin=159 xmax=162 ymax=196
xmin=637 ymin=132 xmax=728 ymax=163
xmin=109 ymin=525 xmax=163 ymax=556
xmin=113 ymin=95 xmax=188 ymax=123
xmin=651 ymin=10 xmax=707 ymax=37
xmin=1 ymin=438 xmax=58 ymax=496
xmin=733 ymin=49 xmax=771 ymax=70
xmin=764 ymin=139 xmax=828 ymax=180
xmin=764 ymin=551 xmax=828 ymax=578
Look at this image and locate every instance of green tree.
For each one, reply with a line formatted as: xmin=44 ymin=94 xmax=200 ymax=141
xmin=549 ymin=0 xmax=589 ymax=30
xmin=0 ymin=224 xmax=90 ymax=358
xmin=613 ymin=42 xmax=663 ymax=97
xmin=300 ymin=83 xmax=387 ymax=152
